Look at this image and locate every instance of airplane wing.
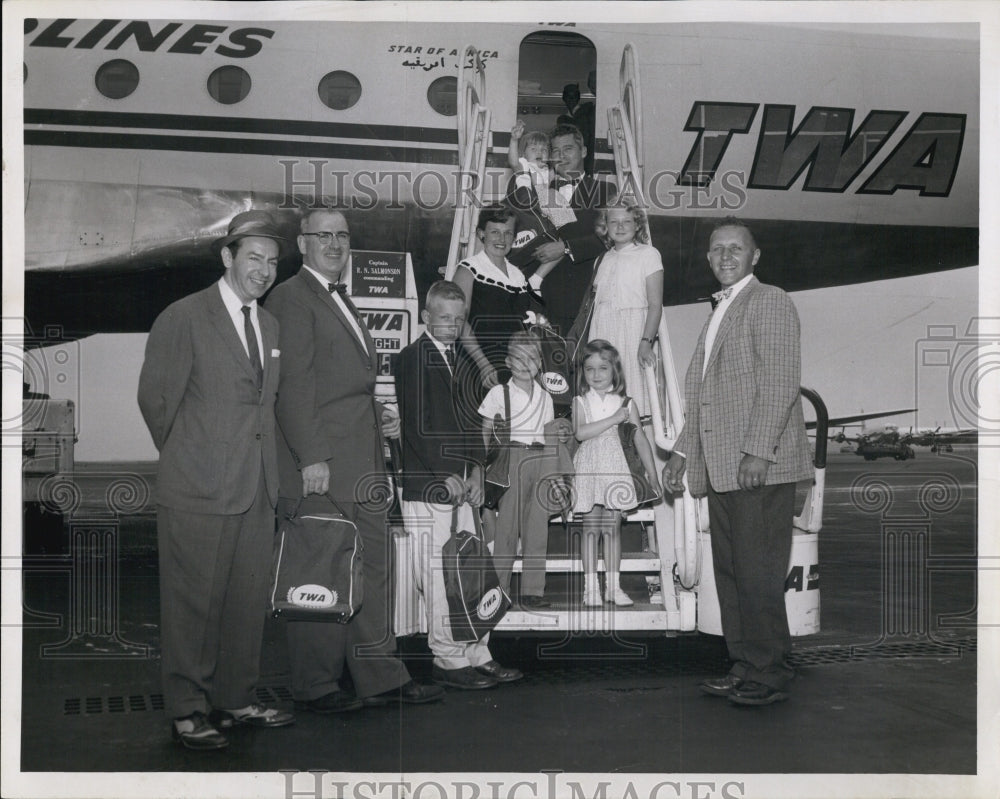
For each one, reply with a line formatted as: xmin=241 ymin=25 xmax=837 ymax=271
xmin=806 ymin=409 xmax=917 ymax=430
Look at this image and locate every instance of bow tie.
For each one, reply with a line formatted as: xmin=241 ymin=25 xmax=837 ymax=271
xmin=555 ymin=177 xmax=581 ymax=189
xmin=710 ymin=287 xmax=733 ymax=310
xmin=328 ymin=282 xmax=348 ymax=295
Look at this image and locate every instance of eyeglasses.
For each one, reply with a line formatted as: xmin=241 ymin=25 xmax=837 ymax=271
xmin=301 ymin=231 xmax=350 ymax=245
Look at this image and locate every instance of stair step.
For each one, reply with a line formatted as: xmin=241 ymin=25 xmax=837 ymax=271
xmin=496 ymin=601 xmax=671 ymax=632
xmin=511 ymin=554 xmax=663 ymax=573
xmin=549 ymin=507 xmax=656 ymax=524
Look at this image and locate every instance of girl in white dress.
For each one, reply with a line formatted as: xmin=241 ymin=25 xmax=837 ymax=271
xmin=589 ymin=203 xmax=664 ymax=418
xmin=572 ymin=340 xmax=660 ymax=606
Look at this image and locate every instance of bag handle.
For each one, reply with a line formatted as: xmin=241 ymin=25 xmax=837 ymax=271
xmin=287 ymin=490 xmax=352 ymax=522
xmin=450 ymin=502 xmax=487 ymax=540
xmin=491 ymin=384 xmax=512 ymax=448
xmin=502 ymin=383 xmax=511 ymax=444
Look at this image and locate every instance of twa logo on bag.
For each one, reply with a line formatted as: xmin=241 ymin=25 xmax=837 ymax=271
xmin=271 ymin=500 xmax=363 ymax=623
xmin=477 ymin=587 xmax=505 ymax=621
xmin=543 ymin=372 xmax=569 ymax=394
xmin=288 ymin=585 xmax=338 ymax=609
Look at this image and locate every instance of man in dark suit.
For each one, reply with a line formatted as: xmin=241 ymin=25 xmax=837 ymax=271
xmin=394 ymin=280 xmax=524 ymax=690
xmin=138 ymin=210 xmax=294 ymax=750
xmin=265 ymin=208 xmax=444 ymax=711
xmin=663 ymin=218 xmax=814 ymax=706
xmin=556 ymin=83 xmax=596 ymax=174
xmin=507 ymin=123 xmax=615 ymax=336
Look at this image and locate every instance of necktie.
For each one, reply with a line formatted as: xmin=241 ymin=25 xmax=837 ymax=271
xmin=444 ymin=344 xmax=456 ymax=372
xmin=710 ymin=286 xmax=733 ymax=310
xmin=328 ymin=282 xmax=361 ymax=320
xmin=241 ymin=305 xmax=263 ymax=391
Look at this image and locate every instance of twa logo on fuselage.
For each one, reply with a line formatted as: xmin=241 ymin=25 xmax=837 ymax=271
xmin=289 ymin=585 xmax=338 ymax=608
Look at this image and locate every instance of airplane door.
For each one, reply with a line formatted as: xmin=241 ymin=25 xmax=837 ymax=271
xmin=516 ymin=31 xmax=597 ymax=173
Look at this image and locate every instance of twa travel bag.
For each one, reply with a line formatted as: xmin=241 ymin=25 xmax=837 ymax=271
xmin=483 ymin=384 xmax=512 ymax=510
xmin=442 ymin=505 xmax=511 ymax=642
xmin=270 ymin=495 xmax=363 ymax=622
xmin=617 ymin=397 xmax=660 ymax=507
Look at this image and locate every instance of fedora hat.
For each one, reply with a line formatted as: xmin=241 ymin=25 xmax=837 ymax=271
xmin=212 ymin=210 xmax=289 ymax=256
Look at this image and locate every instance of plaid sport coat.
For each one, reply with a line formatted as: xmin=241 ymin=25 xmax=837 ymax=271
xmin=675 ymin=276 xmax=813 ymax=495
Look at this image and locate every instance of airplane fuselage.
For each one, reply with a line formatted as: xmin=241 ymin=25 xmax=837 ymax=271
xmin=21 ymin=16 xmax=979 ymax=337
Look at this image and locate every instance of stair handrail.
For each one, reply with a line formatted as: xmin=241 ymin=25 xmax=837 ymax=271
xmin=794 ymin=387 xmax=828 ymax=533
xmin=445 ymin=47 xmax=492 ymax=278
xmin=608 ymin=42 xmax=698 ymax=590
xmin=618 ymin=43 xmax=644 ymax=177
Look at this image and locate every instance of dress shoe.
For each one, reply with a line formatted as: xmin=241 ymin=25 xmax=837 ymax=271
xmin=363 ymin=679 xmax=446 ymax=705
xmin=475 ymin=660 xmax=524 ymax=683
xmin=172 ymin=711 xmax=228 ymax=750
xmin=728 ymin=681 xmax=789 ymax=706
xmin=209 ymin=703 xmax=295 ymax=728
xmin=698 ymin=674 xmax=743 ymax=697
xmin=432 ymin=665 xmax=498 ymax=690
xmin=520 ymin=595 xmax=551 ymax=609
xmin=294 ymin=691 xmax=363 ymax=714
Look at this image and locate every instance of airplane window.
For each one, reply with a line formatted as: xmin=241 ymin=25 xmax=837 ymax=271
xmin=427 ymin=76 xmax=458 ymax=117
xmin=207 ymin=65 xmax=251 ymax=105
xmin=318 ymin=71 xmax=362 ymax=110
xmin=95 ymin=59 xmax=140 ymax=100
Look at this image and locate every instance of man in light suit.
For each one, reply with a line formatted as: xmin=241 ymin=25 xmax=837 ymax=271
xmin=663 ymin=218 xmax=813 ymax=706
xmin=507 ymin=123 xmax=615 ymax=336
xmin=265 ymin=208 xmax=444 ymax=711
xmin=138 ymin=210 xmax=294 ymax=750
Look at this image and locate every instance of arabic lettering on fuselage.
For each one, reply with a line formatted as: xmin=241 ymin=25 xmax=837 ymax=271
xmin=390 ymin=45 xmax=499 ymax=71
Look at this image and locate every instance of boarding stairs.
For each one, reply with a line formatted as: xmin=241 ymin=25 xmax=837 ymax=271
xmin=416 ymin=43 xmax=826 ymax=636
xmin=496 ymin=43 xmax=699 ymax=632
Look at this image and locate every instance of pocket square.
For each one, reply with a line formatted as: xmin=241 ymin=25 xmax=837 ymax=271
xmin=271 ymin=349 xmax=280 ymax=358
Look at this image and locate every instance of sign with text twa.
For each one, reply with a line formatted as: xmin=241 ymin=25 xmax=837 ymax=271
xmin=347 ymin=251 xmax=417 ymax=404
xmin=351 ymin=251 xmax=407 ymax=299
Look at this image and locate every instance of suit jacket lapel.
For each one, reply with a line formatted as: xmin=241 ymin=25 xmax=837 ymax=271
xmin=205 ymin=286 xmax=260 ymax=386
xmin=420 ymin=334 xmax=454 ymax=392
xmin=703 ymin=276 xmax=759 ymax=377
xmin=300 ymin=270 xmax=373 ymax=366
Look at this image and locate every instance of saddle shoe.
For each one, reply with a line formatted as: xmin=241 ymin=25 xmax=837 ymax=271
xmin=172 ymin=711 xmax=228 ymax=750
